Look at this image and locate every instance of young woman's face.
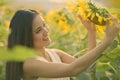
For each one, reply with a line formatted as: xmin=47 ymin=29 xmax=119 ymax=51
xmin=32 ymin=15 xmax=51 ymax=48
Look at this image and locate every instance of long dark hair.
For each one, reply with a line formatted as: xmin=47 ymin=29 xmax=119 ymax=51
xmin=6 ymin=9 xmax=39 ymax=80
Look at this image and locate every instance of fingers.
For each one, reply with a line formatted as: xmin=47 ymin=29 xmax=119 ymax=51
xmin=106 ymin=19 xmax=109 ymax=26
xmin=106 ymin=20 xmax=109 ymax=31
xmin=109 ymin=14 xmax=117 ymax=21
xmin=78 ymin=14 xmax=91 ymax=23
xmin=78 ymin=14 xmax=84 ymax=23
xmin=106 ymin=15 xmax=120 ymax=36
xmin=111 ymin=17 xmax=120 ymax=29
xmin=107 ymin=15 xmax=120 ymax=29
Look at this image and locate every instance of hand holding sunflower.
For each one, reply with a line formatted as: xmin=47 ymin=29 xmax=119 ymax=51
xmin=67 ymin=0 xmax=110 ymax=26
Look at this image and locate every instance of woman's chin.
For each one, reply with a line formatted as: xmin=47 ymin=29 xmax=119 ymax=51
xmin=45 ymin=41 xmax=51 ymax=46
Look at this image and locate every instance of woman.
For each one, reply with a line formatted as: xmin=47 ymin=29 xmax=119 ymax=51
xmin=6 ymin=9 xmax=119 ymax=80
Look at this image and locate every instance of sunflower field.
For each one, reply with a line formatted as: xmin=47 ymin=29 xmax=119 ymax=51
xmin=0 ymin=0 xmax=120 ymax=80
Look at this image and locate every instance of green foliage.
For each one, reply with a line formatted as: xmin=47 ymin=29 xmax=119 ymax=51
xmin=47 ymin=6 xmax=120 ymax=80
xmin=0 ymin=0 xmax=8 ymax=6
xmin=77 ymin=72 xmax=90 ymax=80
xmin=0 ymin=46 xmax=36 ymax=61
xmin=96 ymin=41 xmax=120 ymax=80
xmin=0 ymin=1 xmax=120 ymax=80
xmin=0 ymin=0 xmax=13 ymax=6
xmin=0 ymin=62 xmax=5 ymax=80
xmin=0 ymin=27 xmax=9 ymax=42
xmin=48 ymin=27 xmax=88 ymax=55
xmin=88 ymin=2 xmax=109 ymax=18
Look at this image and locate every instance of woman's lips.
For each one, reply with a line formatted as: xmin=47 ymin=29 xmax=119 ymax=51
xmin=43 ymin=37 xmax=49 ymax=41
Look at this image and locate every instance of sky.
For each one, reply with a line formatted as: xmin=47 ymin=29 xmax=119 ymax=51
xmin=10 ymin=0 xmax=102 ymax=12
xmin=14 ymin=0 xmax=67 ymax=3
xmin=11 ymin=0 xmax=67 ymax=12
xmin=10 ymin=0 xmax=120 ymax=12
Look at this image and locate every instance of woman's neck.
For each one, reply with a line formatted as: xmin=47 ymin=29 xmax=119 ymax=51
xmin=35 ymin=47 xmax=46 ymax=57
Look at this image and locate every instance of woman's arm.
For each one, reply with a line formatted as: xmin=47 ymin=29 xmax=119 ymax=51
xmin=70 ymin=16 xmax=120 ymax=75
xmin=78 ymin=15 xmax=96 ymax=51
xmin=23 ymin=40 xmax=109 ymax=78
xmin=23 ymin=16 xmax=119 ymax=78
xmin=53 ymin=15 xmax=97 ymax=64
xmin=54 ymin=49 xmax=77 ymax=63
xmin=23 ymin=40 xmax=111 ymax=78
xmin=78 ymin=14 xmax=97 ymax=74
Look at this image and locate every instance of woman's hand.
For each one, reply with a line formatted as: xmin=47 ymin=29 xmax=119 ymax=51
xmin=78 ymin=15 xmax=97 ymax=51
xmin=104 ymin=16 xmax=120 ymax=44
xmin=78 ymin=14 xmax=96 ymax=32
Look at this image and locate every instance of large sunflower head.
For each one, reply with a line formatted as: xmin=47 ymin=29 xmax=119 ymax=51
xmin=86 ymin=1 xmax=110 ymax=26
xmin=67 ymin=0 xmax=110 ymax=26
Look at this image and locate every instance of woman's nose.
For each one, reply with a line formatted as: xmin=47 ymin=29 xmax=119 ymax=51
xmin=43 ymin=27 xmax=49 ymax=36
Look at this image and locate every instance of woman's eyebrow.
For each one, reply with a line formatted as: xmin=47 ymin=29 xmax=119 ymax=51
xmin=34 ymin=26 xmax=41 ymax=32
xmin=43 ymin=23 xmax=45 ymax=26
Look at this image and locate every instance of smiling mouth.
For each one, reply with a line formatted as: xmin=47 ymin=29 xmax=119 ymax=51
xmin=43 ymin=37 xmax=50 ymax=41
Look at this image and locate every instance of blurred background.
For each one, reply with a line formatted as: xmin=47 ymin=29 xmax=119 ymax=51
xmin=0 ymin=0 xmax=120 ymax=80
xmin=6 ymin=0 xmax=120 ymax=11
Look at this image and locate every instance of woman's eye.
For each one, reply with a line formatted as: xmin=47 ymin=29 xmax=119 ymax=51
xmin=36 ymin=29 xmax=41 ymax=34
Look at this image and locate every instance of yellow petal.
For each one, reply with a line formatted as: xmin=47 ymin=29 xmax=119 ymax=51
xmin=91 ymin=13 xmax=95 ymax=20
xmin=98 ymin=16 xmax=103 ymax=24
xmin=96 ymin=13 xmax=99 ymax=18
xmin=87 ymin=11 xmax=93 ymax=17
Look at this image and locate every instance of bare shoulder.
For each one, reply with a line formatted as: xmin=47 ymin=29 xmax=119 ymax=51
xmin=49 ymin=48 xmax=67 ymax=56
xmin=48 ymin=48 xmax=76 ymax=63
xmin=23 ymin=56 xmax=48 ymax=68
xmin=24 ymin=57 xmax=48 ymax=65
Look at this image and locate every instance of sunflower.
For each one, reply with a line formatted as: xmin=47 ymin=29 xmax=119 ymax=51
xmin=66 ymin=0 xmax=112 ymax=39
xmin=46 ymin=9 xmax=77 ymax=34
xmin=67 ymin=0 xmax=110 ymax=26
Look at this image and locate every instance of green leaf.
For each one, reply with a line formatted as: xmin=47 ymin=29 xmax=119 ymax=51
xmin=65 ymin=15 xmax=75 ymax=26
xmin=100 ymin=46 xmax=120 ymax=63
xmin=96 ymin=62 xmax=111 ymax=72
xmin=0 ymin=27 xmax=9 ymax=42
xmin=109 ymin=40 xmax=118 ymax=49
xmin=100 ymin=76 xmax=109 ymax=80
xmin=77 ymin=72 xmax=90 ymax=80
xmin=0 ymin=46 xmax=36 ymax=61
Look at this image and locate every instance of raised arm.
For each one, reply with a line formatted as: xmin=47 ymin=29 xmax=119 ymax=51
xmin=78 ymin=15 xmax=96 ymax=51
xmin=70 ymin=16 xmax=120 ymax=75
xmin=23 ymin=16 xmax=119 ymax=78
xmin=53 ymin=15 xmax=97 ymax=64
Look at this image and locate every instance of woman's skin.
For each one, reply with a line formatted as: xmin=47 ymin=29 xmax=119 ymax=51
xmin=23 ymin=14 xmax=120 ymax=80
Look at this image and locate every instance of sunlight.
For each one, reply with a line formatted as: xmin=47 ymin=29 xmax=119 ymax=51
xmin=49 ymin=0 xmax=67 ymax=3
